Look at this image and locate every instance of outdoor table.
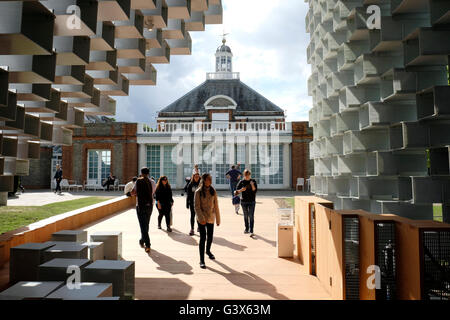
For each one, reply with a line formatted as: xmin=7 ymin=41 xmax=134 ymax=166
xmin=9 ymin=242 xmax=56 ymax=283
xmin=82 ymin=241 xmax=105 ymax=262
xmin=51 ymin=230 xmax=88 ymax=243
xmin=43 ymin=243 xmax=88 ymax=262
xmin=90 ymin=231 xmax=122 ymax=260
xmin=0 ymin=281 xmax=64 ymax=300
xmin=45 ymin=282 xmax=113 ymax=300
xmin=38 ymin=258 xmax=91 ymax=281
xmin=83 ymin=260 xmax=135 ymax=300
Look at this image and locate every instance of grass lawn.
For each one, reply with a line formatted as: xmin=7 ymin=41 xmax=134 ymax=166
xmin=274 ymin=197 xmax=295 ymax=213
xmin=0 ymin=197 xmax=113 ymax=235
xmin=284 ymin=197 xmax=295 ymax=209
xmin=433 ymin=204 xmax=443 ymax=222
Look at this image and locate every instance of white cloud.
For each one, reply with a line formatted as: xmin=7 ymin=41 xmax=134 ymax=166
xmin=114 ymin=0 xmax=312 ymax=124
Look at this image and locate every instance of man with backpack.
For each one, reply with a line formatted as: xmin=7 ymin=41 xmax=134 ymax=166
xmin=131 ymin=167 xmax=154 ymax=253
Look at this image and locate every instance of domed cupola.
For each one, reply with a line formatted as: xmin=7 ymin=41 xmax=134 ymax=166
xmin=215 ymin=37 xmax=233 ymax=72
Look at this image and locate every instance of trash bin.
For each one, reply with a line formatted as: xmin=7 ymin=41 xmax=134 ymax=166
xmin=277 ymin=208 xmax=294 ymax=258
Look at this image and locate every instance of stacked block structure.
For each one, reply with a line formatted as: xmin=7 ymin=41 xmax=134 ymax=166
xmin=4 ymin=229 xmax=134 ymax=300
xmin=306 ymin=0 xmax=450 ymax=221
xmin=0 ymin=0 xmax=223 ymax=204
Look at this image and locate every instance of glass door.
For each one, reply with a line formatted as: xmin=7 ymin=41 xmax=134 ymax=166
xmin=87 ymin=150 xmax=111 ymax=185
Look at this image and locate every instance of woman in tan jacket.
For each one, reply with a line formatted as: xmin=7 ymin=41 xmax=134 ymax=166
xmin=194 ymin=173 xmax=220 ymax=269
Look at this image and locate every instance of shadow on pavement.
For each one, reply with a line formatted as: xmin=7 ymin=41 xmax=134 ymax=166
xmin=147 ymin=249 xmax=194 ymax=275
xmin=165 ymin=228 xmax=198 ymax=246
xmin=207 ymin=260 xmax=288 ymax=300
xmin=213 ymin=236 xmax=247 ymax=251
xmin=135 ymin=277 xmax=192 ymax=300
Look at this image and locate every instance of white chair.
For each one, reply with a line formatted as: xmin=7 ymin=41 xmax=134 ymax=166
xmin=118 ymin=180 xmax=126 ymax=191
xmin=68 ymin=180 xmax=83 ymax=192
xmin=60 ymin=179 xmax=70 ymax=191
xmin=306 ymin=178 xmax=311 ymax=192
xmin=113 ymin=179 xmax=120 ymax=191
xmin=296 ymin=178 xmax=305 ymax=191
xmin=84 ymin=180 xmax=103 ymax=191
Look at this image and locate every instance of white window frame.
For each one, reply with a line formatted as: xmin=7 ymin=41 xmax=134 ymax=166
xmin=87 ymin=149 xmax=111 ymax=185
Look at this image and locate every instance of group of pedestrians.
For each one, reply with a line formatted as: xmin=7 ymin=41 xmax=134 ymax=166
xmin=129 ymin=163 xmax=257 ymax=269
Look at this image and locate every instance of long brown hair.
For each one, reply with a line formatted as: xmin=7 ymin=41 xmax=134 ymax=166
xmin=191 ymin=172 xmax=200 ymax=184
xmin=198 ymin=173 xmax=215 ymax=198
xmin=156 ymin=175 xmax=171 ymax=192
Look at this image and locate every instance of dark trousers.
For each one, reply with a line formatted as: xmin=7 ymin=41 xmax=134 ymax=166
xmin=229 ymin=180 xmax=238 ymax=196
xmin=157 ymin=204 xmax=171 ymax=228
xmin=103 ymin=179 xmax=114 ymax=191
xmin=189 ymin=204 xmax=196 ymax=230
xmin=198 ymin=222 xmax=214 ymax=263
xmin=136 ymin=205 xmax=152 ymax=248
xmin=241 ymin=201 xmax=256 ymax=233
xmin=55 ymin=179 xmax=61 ymax=193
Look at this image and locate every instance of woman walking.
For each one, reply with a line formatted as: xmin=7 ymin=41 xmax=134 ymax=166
xmin=194 ymin=173 xmax=220 ymax=269
xmin=235 ymin=169 xmax=258 ymax=237
xmin=155 ymin=176 xmax=174 ymax=232
xmin=186 ymin=172 xmax=201 ymax=236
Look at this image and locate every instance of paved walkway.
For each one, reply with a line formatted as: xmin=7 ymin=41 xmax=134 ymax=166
xmin=83 ymin=192 xmax=330 ymax=300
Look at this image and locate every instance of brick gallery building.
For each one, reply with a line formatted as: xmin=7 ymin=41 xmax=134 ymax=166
xmin=28 ymin=40 xmax=313 ymax=190
xmin=56 ymin=120 xmax=312 ymax=190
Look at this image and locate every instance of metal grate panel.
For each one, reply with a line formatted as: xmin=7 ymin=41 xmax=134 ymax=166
xmin=375 ymin=222 xmax=396 ymax=300
xmin=310 ymin=204 xmax=316 ymax=276
xmin=422 ymin=230 xmax=450 ymax=300
xmin=343 ymin=216 xmax=360 ymax=300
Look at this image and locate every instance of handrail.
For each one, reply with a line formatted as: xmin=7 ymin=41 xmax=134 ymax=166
xmin=138 ymin=122 xmax=292 ymax=134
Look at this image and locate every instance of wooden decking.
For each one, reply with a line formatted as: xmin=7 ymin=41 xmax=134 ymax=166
xmin=84 ymin=194 xmax=331 ymax=300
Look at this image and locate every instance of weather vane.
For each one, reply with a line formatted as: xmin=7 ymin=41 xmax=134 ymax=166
xmin=221 ymin=30 xmax=229 ymax=44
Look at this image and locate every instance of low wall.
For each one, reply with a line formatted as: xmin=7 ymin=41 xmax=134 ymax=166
xmin=294 ymin=196 xmax=333 ymax=273
xmin=0 ymin=196 xmax=135 ymax=267
xmin=295 ymin=196 xmax=450 ymax=300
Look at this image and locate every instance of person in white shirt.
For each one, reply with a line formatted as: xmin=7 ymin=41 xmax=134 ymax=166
xmin=124 ymin=177 xmax=138 ymax=196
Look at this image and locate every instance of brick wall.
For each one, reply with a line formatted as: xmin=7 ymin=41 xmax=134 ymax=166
xmin=62 ymin=122 xmax=138 ymax=185
xmin=291 ymin=121 xmax=313 ymax=189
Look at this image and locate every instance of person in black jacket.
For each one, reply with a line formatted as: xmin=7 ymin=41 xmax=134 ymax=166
xmin=54 ymin=164 xmax=63 ymax=194
xmin=186 ymin=172 xmax=200 ymax=236
xmin=235 ymin=169 xmax=258 ymax=237
xmin=131 ymin=167 xmax=154 ymax=253
xmin=155 ymin=176 xmax=174 ymax=232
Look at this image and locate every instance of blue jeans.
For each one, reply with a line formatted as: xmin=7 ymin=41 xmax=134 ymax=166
xmin=136 ymin=206 xmax=152 ymax=248
xmin=241 ymin=202 xmax=256 ymax=233
xmin=229 ymin=180 xmax=238 ymax=197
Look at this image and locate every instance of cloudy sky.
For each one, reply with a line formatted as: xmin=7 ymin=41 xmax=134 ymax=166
xmin=114 ymin=0 xmax=311 ymax=125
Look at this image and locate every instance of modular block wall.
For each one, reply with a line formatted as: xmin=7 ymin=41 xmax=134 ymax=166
xmin=305 ymin=0 xmax=450 ymax=221
xmin=0 ymin=0 xmax=223 ymax=203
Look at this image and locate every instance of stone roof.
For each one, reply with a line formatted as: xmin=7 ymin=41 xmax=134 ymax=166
xmin=158 ymin=79 xmax=285 ymax=117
